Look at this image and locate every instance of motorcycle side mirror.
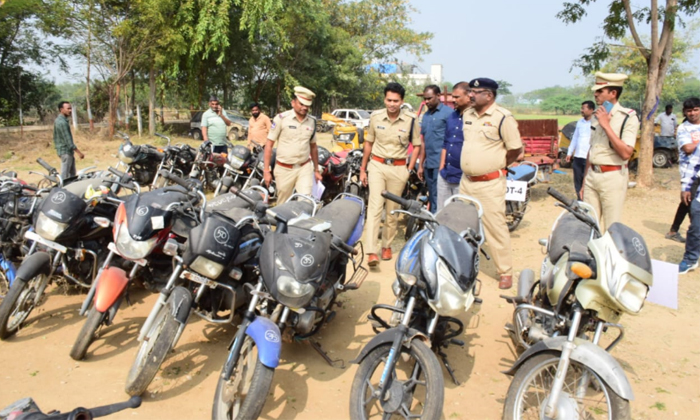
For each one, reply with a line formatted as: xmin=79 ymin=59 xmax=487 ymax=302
xmin=538 ymin=238 xmax=548 ymax=247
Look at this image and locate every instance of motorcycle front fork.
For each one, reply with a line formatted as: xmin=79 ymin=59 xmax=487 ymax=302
xmin=377 ymin=295 xmax=417 ymax=402
xmin=545 ymin=306 xmax=584 ymax=418
xmin=138 ymin=259 xmax=183 ymax=342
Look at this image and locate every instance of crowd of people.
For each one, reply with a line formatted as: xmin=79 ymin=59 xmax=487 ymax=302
xmin=52 ymin=75 xmax=700 ymax=284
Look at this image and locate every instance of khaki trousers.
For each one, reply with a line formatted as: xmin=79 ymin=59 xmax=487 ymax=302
xmin=459 ymin=175 xmax=512 ymax=276
xmin=583 ymin=168 xmax=628 ymax=232
xmin=274 ymin=162 xmax=313 ymax=204
xmin=364 ymin=160 xmax=410 ymax=254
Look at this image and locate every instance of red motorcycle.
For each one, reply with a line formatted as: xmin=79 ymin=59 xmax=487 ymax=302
xmin=189 ymin=141 xmax=230 ymax=192
xmin=317 ymin=146 xmax=351 ymax=203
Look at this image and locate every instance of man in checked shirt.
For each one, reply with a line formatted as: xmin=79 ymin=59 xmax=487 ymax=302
xmin=677 ymin=97 xmax=700 ymax=274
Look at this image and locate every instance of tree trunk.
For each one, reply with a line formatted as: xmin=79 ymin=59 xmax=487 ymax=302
xmin=108 ymin=84 xmax=115 ymax=138
xmin=149 ymin=66 xmax=156 ymax=135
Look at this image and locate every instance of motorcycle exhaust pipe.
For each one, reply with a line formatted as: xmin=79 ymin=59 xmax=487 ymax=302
xmin=518 ymin=269 xmax=535 ymax=298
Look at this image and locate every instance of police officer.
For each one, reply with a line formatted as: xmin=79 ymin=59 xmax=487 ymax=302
xmin=459 ymin=78 xmax=522 ymax=289
xmin=583 ymin=72 xmax=639 ymax=232
xmin=360 ymin=82 xmax=421 ymax=267
xmin=264 ymin=86 xmax=323 ymax=204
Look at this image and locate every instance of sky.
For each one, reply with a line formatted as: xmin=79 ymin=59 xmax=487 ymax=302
xmin=39 ymin=0 xmax=699 ymax=95
xmin=399 ymin=0 xmax=700 ymax=93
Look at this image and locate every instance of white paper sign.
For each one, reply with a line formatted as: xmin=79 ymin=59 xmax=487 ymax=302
xmin=151 ymin=216 xmax=165 ymax=230
xmin=311 ymin=175 xmax=325 ymax=201
xmin=506 ymin=180 xmax=528 ymax=202
xmin=647 ymin=259 xmax=678 ymax=310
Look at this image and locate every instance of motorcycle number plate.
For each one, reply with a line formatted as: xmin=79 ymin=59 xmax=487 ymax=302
xmin=506 ymin=180 xmax=528 ymax=202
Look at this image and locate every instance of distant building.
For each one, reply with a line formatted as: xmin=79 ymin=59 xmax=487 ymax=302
xmin=369 ymin=63 xmax=443 ymax=86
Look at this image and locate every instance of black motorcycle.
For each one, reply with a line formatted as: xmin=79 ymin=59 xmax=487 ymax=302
xmin=238 ymin=145 xmax=278 ymax=202
xmin=0 ymin=171 xmax=137 ymax=339
xmin=116 ymin=132 xmax=168 ymax=188
xmin=349 ymin=191 xmax=486 ymax=420
xmin=402 ymin=166 xmax=429 ymax=240
xmin=211 ymin=191 xmax=366 ymax=420
xmin=0 ymin=396 xmax=141 ymax=420
xmin=123 ymin=175 xmax=270 ymax=396
xmin=150 ymin=135 xmax=197 ymax=189
xmin=214 ymin=145 xmax=256 ymax=197
xmin=344 ymin=148 xmax=369 ymax=207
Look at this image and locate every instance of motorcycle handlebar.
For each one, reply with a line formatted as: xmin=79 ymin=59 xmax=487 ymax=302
xmin=547 ymin=187 xmax=575 ymax=208
xmin=108 ymin=166 xmax=126 ymax=178
xmin=332 ymin=237 xmax=358 ymax=256
xmin=36 ymin=158 xmax=56 ymax=174
xmin=381 ymin=190 xmax=411 ymax=209
xmin=116 ymin=131 xmax=130 ymax=141
xmin=159 ymin=170 xmax=191 ymax=190
xmin=229 ymin=186 xmax=257 ymax=207
xmin=88 ymin=396 xmax=142 ymax=418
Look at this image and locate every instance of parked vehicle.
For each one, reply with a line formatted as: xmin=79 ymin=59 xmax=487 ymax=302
xmin=237 ymin=145 xmax=278 ymax=202
xmin=505 ymin=161 xmax=539 ymax=232
xmin=150 ymin=138 xmax=198 ymax=189
xmin=211 ymin=191 xmax=366 ymax=420
xmin=0 ymin=171 xmax=137 ymax=339
xmin=0 ymin=396 xmax=141 ymax=419
xmin=189 ymin=140 xmax=231 ymax=192
xmin=214 ymin=144 xmax=256 ymax=197
xmin=501 ymin=187 xmax=653 ymax=420
xmin=349 ymin=191 xmax=485 ymax=420
xmin=344 ymin=149 xmax=368 ymax=207
xmin=116 ymin=132 xmax=168 ymax=188
xmin=189 ymin=110 xmax=249 ymax=142
xmin=517 ymin=119 xmax=559 ymax=182
xmin=331 ymin=109 xmax=371 ymax=129
xmin=317 ymin=146 xmax=349 ymax=203
xmin=124 ymin=177 xmax=270 ymax=396
xmin=402 ymin=162 xmax=429 ymax=240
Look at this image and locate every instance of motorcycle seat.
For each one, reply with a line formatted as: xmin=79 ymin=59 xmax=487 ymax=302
xmin=316 ymin=197 xmax=363 ymax=244
xmin=548 ymin=213 xmax=592 ymax=263
xmin=271 ymin=200 xmax=316 ymax=223
xmin=507 ymin=165 xmax=536 ymax=183
xmin=436 ymin=201 xmax=480 ymax=236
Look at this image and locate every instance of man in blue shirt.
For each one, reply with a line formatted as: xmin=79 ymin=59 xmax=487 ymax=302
xmin=565 ymin=100 xmax=595 ymax=198
xmin=418 ymin=85 xmax=452 ymax=213
xmin=437 ymin=82 xmax=470 ymax=212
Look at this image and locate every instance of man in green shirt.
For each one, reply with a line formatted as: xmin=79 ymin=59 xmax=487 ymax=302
xmin=201 ymin=95 xmax=232 ymax=154
xmin=53 ymin=101 xmax=85 ymax=179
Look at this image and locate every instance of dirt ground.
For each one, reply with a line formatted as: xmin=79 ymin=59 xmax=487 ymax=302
xmin=0 ymin=131 xmax=698 ymax=420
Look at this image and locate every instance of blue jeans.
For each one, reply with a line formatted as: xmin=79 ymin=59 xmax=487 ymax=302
xmin=425 ymin=167 xmax=438 ymax=214
xmin=683 ymin=198 xmax=700 ymax=264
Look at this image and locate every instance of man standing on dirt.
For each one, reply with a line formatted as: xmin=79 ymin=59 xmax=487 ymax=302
xmin=359 ymin=82 xmax=421 ymax=267
xmin=459 ymin=78 xmax=522 ymax=290
xmin=676 ymin=97 xmax=700 ymax=274
xmin=565 ymin=101 xmax=595 ymax=198
xmin=53 ymin=101 xmax=84 ymax=179
xmin=247 ymin=102 xmax=271 ymax=150
xmin=418 ymin=85 xmax=451 ymax=213
xmin=583 ymin=72 xmax=639 ymax=233
xmin=436 ymin=81 xmax=470 ymax=212
xmin=201 ymin=95 xmax=232 ymax=154
xmin=264 ymin=86 xmax=322 ymax=205
xmin=655 ymin=104 xmax=678 ymax=137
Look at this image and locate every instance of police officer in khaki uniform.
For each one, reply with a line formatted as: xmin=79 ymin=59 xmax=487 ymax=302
xmin=459 ymin=78 xmax=522 ymax=289
xmin=360 ymin=82 xmax=421 ymax=267
xmin=264 ymin=86 xmax=323 ymax=204
xmin=583 ymin=72 xmax=640 ymax=232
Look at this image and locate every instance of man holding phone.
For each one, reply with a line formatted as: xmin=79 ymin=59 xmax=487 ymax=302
xmin=201 ymin=95 xmax=232 ymax=154
xmin=583 ymin=72 xmax=640 ymax=232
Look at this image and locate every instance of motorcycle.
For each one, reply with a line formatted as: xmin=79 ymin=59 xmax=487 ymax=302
xmin=237 ymin=145 xmax=278 ymax=202
xmin=317 ymin=146 xmax=349 ymax=203
xmin=189 ymin=140 xmax=231 ymax=192
xmin=69 ymin=168 xmax=200 ymax=360
xmin=343 ymin=149 xmax=369 ymax=206
xmin=0 ymin=396 xmax=140 ymax=420
xmin=116 ymin=132 xmax=169 ymax=188
xmin=123 ymin=176 xmax=270 ymax=396
xmin=150 ymin=136 xmax=197 ymax=189
xmin=211 ymin=191 xmax=366 ymax=420
xmin=500 ymin=187 xmax=653 ymax=420
xmin=505 ymin=161 xmax=539 ymax=232
xmin=402 ymin=165 xmax=429 ymax=240
xmin=349 ymin=191 xmax=486 ymax=420
xmin=0 ymin=170 xmax=137 ymax=339
xmin=214 ymin=145 xmax=256 ymax=197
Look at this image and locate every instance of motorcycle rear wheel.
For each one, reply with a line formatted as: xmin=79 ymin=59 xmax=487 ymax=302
xmin=503 ymin=352 xmax=630 ymax=420
xmin=0 ymin=274 xmax=46 ymax=339
xmin=349 ymin=339 xmax=443 ymax=420
xmin=69 ymin=305 xmax=109 ymax=361
xmin=124 ymin=300 xmax=180 ymax=396
xmin=212 ymin=336 xmax=274 ymax=420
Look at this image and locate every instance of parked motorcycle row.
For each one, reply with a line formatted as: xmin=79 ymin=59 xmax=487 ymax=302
xmin=0 ymin=133 xmax=653 ymax=420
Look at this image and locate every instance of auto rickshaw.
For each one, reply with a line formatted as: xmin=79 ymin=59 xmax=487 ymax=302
xmin=323 ymin=112 xmax=366 ymax=152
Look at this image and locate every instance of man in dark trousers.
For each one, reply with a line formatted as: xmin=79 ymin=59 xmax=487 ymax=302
xmin=53 ymin=101 xmax=85 ymax=179
xmin=417 ymin=85 xmax=451 ymax=213
xmin=565 ymin=101 xmax=595 ymax=198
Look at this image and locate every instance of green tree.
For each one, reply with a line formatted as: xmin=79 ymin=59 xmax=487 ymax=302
xmin=541 ymin=94 xmax=584 ymax=115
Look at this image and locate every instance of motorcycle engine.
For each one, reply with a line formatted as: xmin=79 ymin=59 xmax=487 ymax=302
xmin=295 ymin=286 xmax=335 ymax=335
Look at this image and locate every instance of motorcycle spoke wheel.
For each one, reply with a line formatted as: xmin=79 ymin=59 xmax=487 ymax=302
xmin=0 ymin=274 xmax=45 ymax=338
xmin=212 ymin=336 xmax=274 ymax=420
xmin=0 ymin=268 xmax=9 ymax=299
xmin=350 ymin=340 xmax=443 ymax=420
xmin=503 ymin=352 xmax=630 ymax=420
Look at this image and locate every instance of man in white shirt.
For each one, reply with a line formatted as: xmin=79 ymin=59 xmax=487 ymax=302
xmin=655 ymin=104 xmax=678 ymax=137
xmin=566 ymin=100 xmax=595 ymax=198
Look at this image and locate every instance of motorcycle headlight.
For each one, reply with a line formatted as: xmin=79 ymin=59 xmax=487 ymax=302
xmin=229 ymin=155 xmax=245 ymax=170
xmin=257 ymin=160 xmax=265 ymax=171
xmin=276 ymin=275 xmax=315 ymax=308
xmin=118 ymin=149 xmax=134 ymax=164
xmin=338 ymin=133 xmax=353 ymax=142
xmin=35 ymin=212 xmax=68 ymax=241
xmin=190 ymin=256 xmax=225 ymax=279
xmin=613 ymin=273 xmax=648 ymax=313
xmin=115 ymin=223 xmax=157 ymax=260
xmin=428 ymin=258 xmax=473 ymax=317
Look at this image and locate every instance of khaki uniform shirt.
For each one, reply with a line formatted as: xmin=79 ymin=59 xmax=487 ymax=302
xmin=588 ymin=102 xmax=640 ymax=166
xmin=248 ymin=113 xmax=272 ymax=146
xmin=460 ymin=103 xmax=522 ymax=176
xmin=267 ymin=110 xmax=317 ymax=164
xmin=366 ymin=109 xmax=421 ymax=159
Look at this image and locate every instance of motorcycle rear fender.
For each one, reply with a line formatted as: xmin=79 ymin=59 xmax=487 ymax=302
xmin=15 ymin=252 xmax=52 ymax=282
xmin=350 ymin=327 xmax=428 ymax=364
xmin=94 ymin=266 xmax=129 ymax=312
xmin=504 ymin=336 xmax=634 ymax=400
xmin=245 ymin=317 xmax=281 ymax=368
xmin=168 ymin=286 xmax=193 ymax=324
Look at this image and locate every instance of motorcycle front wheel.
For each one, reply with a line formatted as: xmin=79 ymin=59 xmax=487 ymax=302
xmin=212 ymin=336 xmax=274 ymax=420
xmin=503 ymin=352 xmax=630 ymax=420
xmin=0 ymin=273 xmax=47 ymax=339
xmin=69 ymin=305 xmax=109 ymax=360
xmin=349 ymin=339 xmax=444 ymax=420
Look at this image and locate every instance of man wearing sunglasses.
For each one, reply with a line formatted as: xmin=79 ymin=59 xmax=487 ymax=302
xmin=460 ymin=78 xmax=522 ymax=289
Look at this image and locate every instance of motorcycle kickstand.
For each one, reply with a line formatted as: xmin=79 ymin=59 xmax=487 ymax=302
xmin=437 ymin=349 xmax=461 ymax=385
xmin=307 ymin=340 xmax=345 ymax=369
